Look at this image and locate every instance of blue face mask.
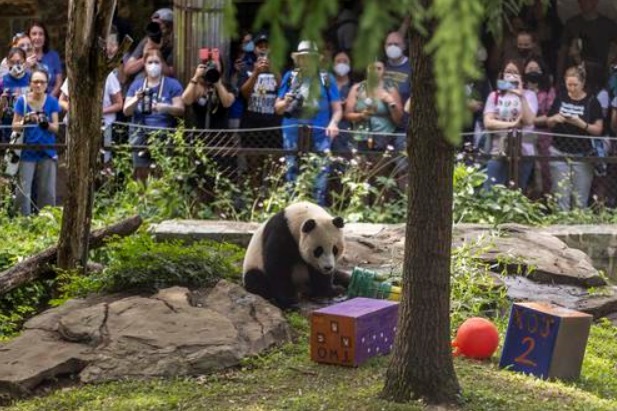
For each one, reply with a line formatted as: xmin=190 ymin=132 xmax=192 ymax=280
xmin=243 ymin=41 xmax=255 ymax=53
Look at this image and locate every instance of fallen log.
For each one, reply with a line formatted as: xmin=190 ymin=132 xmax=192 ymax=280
xmin=0 ymin=215 xmax=142 ymax=296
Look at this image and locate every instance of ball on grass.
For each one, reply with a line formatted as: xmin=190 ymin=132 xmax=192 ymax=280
xmin=452 ymin=317 xmax=499 ymax=360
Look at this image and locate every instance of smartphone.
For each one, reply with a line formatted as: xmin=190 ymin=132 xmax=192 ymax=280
xmin=497 ymin=79 xmax=516 ymax=91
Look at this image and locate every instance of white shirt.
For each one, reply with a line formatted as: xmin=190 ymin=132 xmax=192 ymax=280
xmin=61 ymin=71 xmax=122 ymax=126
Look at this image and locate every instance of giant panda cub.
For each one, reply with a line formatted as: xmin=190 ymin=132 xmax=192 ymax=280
xmin=243 ymin=201 xmax=346 ymax=309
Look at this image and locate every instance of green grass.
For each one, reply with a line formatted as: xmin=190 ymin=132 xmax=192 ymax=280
xmin=4 ymin=316 xmax=617 ymax=411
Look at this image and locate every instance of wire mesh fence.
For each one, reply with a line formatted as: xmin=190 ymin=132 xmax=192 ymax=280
xmin=1 ymin=122 xmax=617 ymax=216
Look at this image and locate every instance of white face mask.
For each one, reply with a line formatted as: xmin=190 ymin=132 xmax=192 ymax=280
xmin=146 ymin=61 xmax=162 ymax=78
xmin=9 ymin=64 xmax=25 ymax=79
xmin=386 ymin=45 xmax=403 ymax=60
xmin=333 ymin=62 xmax=350 ymax=77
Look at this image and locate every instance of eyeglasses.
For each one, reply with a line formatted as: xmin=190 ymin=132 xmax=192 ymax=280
xmin=31 ymin=80 xmax=47 ymax=85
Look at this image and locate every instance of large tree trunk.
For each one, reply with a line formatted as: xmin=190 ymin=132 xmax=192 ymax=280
xmin=381 ymin=10 xmax=461 ymax=405
xmin=57 ymin=0 xmax=122 ymax=271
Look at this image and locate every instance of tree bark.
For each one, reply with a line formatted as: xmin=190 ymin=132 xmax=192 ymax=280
xmin=57 ymin=0 xmax=129 ymax=272
xmin=381 ymin=8 xmax=461 ymax=405
xmin=0 ymin=215 xmax=142 ymax=295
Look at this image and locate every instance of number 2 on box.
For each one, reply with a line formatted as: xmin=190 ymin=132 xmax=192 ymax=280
xmin=514 ymin=336 xmax=537 ymax=367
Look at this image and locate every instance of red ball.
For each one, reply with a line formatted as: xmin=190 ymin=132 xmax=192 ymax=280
xmin=452 ymin=317 xmax=499 ymax=360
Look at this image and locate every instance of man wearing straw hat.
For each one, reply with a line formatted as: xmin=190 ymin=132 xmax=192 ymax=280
xmin=275 ymin=40 xmax=342 ymax=206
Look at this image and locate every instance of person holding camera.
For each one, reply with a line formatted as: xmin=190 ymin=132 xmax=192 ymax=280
xmin=182 ymin=51 xmax=235 ymax=129
xmin=344 ymin=60 xmax=402 ymax=151
xmin=482 ymin=59 xmax=537 ymax=191
xmin=547 ymin=65 xmax=603 ymax=211
xmin=274 ymin=41 xmax=342 ymax=206
xmin=1 ymin=48 xmax=31 ymax=144
xmin=182 ymin=51 xmax=236 ymax=203
xmin=123 ymin=9 xmax=174 ymax=81
xmin=11 ymin=68 xmax=60 ymax=216
xmin=124 ymin=49 xmax=184 ymax=181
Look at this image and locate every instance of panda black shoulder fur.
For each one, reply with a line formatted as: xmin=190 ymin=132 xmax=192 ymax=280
xmin=243 ymin=201 xmax=346 ymax=309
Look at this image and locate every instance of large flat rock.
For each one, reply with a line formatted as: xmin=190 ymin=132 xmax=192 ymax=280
xmin=0 ymin=281 xmax=291 ymax=399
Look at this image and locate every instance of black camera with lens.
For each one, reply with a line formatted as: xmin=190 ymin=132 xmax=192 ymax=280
xmin=141 ymin=88 xmax=155 ymax=115
xmin=199 ymin=48 xmax=221 ymax=85
xmin=284 ymin=92 xmax=304 ymax=118
xmin=2 ymin=90 xmax=15 ymax=119
xmin=146 ymin=21 xmax=163 ymax=45
xmin=25 ymin=111 xmax=49 ymax=129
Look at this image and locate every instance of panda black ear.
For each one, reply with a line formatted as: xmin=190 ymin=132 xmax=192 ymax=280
xmin=302 ymin=219 xmax=317 ymax=233
xmin=332 ymin=216 xmax=344 ymax=229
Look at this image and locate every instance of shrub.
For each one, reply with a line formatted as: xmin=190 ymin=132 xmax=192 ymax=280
xmin=52 ymin=233 xmax=244 ymax=304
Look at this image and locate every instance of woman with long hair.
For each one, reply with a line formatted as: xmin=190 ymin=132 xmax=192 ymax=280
xmin=27 ymin=21 xmax=63 ymax=97
xmin=482 ymin=58 xmax=537 ymax=191
xmin=523 ymin=56 xmax=556 ymax=198
xmin=344 ymin=59 xmax=402 ymax=151
xmin=547 ymin=65 xmax=603 ymax=210
xmin=11 ymin=68 xmax=60 ymax=216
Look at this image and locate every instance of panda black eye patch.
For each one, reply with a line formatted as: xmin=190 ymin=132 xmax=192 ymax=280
xmin=333 ymin=246 xmax=339 ymax=256
xmin=314 ymin=247 xmax=324 ymax=258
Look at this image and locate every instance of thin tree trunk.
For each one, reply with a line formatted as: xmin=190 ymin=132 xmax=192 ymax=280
xmin=381 ymin=10 xmax=461 ymax=405
xmin=57 ymin=0 xmax=125 ymax=272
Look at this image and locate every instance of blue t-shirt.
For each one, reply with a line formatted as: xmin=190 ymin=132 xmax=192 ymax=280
xmin=38 ymin=50 xmax=63 ymax=94
xmin=278 ymin=70 xmax=340 ymax=129
xmin=126 ymin=76 xmax=184 ymax=128
xmin=14 ymin=94 xmax=60 ymax=161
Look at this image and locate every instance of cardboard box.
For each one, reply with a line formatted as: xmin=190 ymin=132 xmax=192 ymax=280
xmin=310 ymin=297 xmax=399 ymax=366
xmin=499 ymin=302 xmax=593 ymax=381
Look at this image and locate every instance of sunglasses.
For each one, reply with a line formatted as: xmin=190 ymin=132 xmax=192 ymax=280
xmin=31 ymin=80 xmax=47 ymax=85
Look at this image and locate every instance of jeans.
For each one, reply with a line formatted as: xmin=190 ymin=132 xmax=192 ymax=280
xmin=483 ymin=158 xmax=534 ymax=191
xmin=549 ymin=158 xmax=593 ymax=211
xmin=15 ymin=158 xmax=57 ymax=216
xmin=282 ymin=125 xmax=330 ymax=206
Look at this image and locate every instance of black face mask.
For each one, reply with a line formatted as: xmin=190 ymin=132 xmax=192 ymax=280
xmin=524 ymin=71 xmax=544 ymax=85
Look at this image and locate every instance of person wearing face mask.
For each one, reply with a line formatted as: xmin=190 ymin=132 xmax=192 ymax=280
xmin=503 ymin=29 xmax=541 ymax=64
xmin=523 ymin=57 xmax=556 ymax=199
xmin=124 ymin=8 xmax=175 ymax=82
xmin=239 ymin=32 xmax=282 ymax=148
xmin=383 ymin=31 xmax=411 ymax=109
xmin=483 ymin=59 xmax=537 ymax=191
xmin=328 ymin=51 xmax=354 ymax=155
xmin=1 ymin=48 xmax=31 ymax=144
xmin=124 ymin=49 xmax=184 ymax=182
xmin=27 ymin=21 xmax=63 ymax=98
xmin=0 ymin=33 xmax=38 ymax=78
xmin=11 ymin=68 xmax=60 ymax=216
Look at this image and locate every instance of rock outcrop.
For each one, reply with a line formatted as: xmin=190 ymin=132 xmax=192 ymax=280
xmin=0 ymin=281 xmax=291 ymax=399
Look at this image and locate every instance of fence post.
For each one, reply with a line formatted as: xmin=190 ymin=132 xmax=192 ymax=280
xmin=508 ymin=128 xmax=521 ymax=190
xmin=299 ymin=124 xmax=311 ymax=154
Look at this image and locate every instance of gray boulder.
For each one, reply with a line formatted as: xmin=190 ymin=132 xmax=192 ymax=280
xmin=0 ymin=281 xmax=291 ymax=399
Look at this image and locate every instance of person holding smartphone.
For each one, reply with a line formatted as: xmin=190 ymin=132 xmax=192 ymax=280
xmin=482 ymin=59 xmax=537 ymax=191
xmin=547 ymin=65 xmax=603 ymax=210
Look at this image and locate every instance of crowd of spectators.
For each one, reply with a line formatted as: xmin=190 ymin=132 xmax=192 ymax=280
xmin=1 ymin=0 xmax=617 ymax=215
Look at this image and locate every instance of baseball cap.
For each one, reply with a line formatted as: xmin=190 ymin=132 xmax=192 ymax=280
xmin=254 ymin=32 xmax=269 ymax=45
xmin=152 ymin=8 xmax=173 ymax=23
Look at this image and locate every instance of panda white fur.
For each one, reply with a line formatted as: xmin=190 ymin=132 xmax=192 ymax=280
xmin=243 ymin=201 xmax=346 ymax=309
